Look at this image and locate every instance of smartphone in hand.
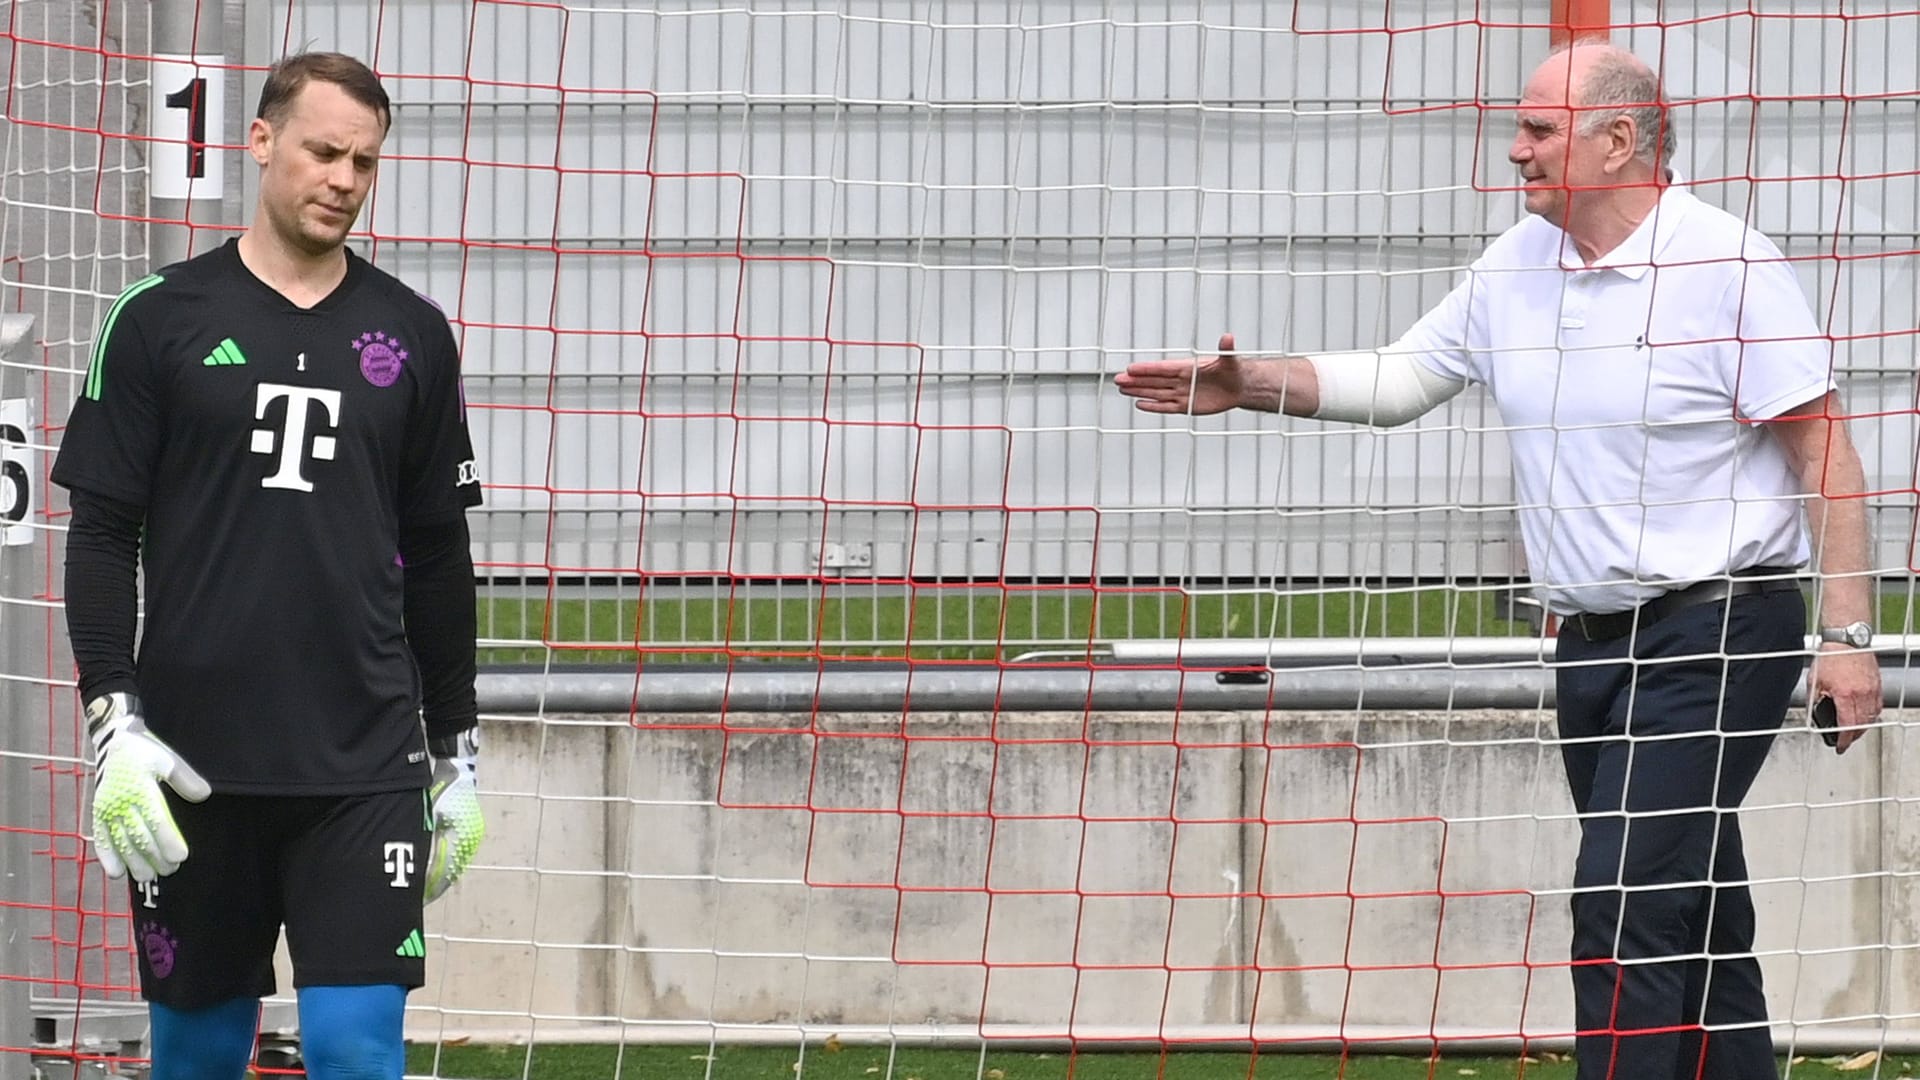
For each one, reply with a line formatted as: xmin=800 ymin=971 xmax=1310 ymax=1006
xmin=1811 ymin=695 xmax=1840 ymax=749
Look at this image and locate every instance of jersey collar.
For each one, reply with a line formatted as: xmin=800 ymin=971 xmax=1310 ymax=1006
xmin=220 ymin=237 xmax=369 ymax=313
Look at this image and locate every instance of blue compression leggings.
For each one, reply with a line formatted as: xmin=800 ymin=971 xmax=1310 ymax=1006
xmin=149 ymin=985 xmax=406 ymax=1080
xmin=148 ymin=997 xmax=256 ymax=1080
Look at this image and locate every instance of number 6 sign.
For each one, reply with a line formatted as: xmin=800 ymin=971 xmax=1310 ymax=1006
xmin=1 ymin=399 xmax=32 ymax=547
xmin=148 ymin=54 xmax=226 ymax=202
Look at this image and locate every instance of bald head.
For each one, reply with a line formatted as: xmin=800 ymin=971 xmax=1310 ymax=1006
xmin=1527 ymin=43 xmax=1675 ymax=172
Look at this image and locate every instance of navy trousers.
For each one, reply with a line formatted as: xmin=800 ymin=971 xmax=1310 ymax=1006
xmin=1554 ymin=589 xmax=1806 ymax=1080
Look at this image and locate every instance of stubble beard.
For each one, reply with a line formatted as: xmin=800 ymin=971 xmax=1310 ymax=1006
xmin=280 ymin=199 xmax=352 ymax=258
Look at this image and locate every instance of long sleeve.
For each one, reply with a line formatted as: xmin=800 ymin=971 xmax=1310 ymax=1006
xmin=399 ymin=513 xmax=478 ymax=738
xmin=64 ymin=487 xmax=145 ymax=702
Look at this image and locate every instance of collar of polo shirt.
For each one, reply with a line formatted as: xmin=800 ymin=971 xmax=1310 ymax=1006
xmin=1557 ymin=182 xmax=1693 ymax=280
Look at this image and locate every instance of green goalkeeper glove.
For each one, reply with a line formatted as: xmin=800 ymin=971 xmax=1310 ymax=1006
xmin=424 ymin=727 xmax=484 ymax=903
xmin=86 ymin=692 xmax=211 ymax=882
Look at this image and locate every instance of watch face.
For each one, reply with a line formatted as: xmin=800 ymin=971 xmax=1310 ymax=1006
xmin=1831 ymin=622 xmax=1873 ymax=647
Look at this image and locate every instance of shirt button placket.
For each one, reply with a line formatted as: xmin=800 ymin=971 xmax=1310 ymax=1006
xmin=1559 ymin=271 xmax=1592 ymax=346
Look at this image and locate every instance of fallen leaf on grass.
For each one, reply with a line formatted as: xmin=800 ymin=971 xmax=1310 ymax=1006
xmin=1837 ymin=1050 xmax=1881 ymax=1071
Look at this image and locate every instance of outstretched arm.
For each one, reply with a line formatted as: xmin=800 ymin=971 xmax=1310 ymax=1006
xmin=1114 ymin=333 xmax=1322 ymax=416
xmin=1115 ymin=332 xmax=1466 ymax=426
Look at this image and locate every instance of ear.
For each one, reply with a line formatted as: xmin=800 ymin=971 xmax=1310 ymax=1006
xmin=247 ymin=116 xmax=274 ymax=166
xmin=1604 ymin=114 xmax=1637 ymax=173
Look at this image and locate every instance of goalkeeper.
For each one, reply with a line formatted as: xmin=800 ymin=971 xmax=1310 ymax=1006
xmin=1118 ymin=43 xmax=1879 ymax=1080
xmin=52 ymin=52 xmax=483 ymax=1080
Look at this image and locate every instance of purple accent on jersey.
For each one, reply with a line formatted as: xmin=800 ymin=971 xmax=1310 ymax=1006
xmin=413 ymin=289 xmax=446 ymax=313
xmin=140 ymin=921 xmax=178 ymax=979
xmin=354 ymin=330 xmax=407 ymax=387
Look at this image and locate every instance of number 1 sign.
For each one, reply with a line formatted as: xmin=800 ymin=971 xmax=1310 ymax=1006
xmin=148 ymin=54 xmax=226 ymax=202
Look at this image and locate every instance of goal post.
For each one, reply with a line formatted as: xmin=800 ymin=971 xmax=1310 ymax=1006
xmin=1551 ymin=0 xmax=1614 ymax=45
xmin=147 ymin=0 xmax=234 ymax=269
xmin=1 ymin=312 xmax=40 ymax=1080
xmin=5 ymin=0 xmax=1920 ymax=1075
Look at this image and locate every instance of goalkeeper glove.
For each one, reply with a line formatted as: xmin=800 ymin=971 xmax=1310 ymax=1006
xmin=424 ymin=727 xmax=484 ymax=903
xmin=86 ymin=692 xmax=211 ymax=882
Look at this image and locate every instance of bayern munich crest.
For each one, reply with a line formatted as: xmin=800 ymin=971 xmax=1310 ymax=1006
xmin=139 ymin=920 xmax=178 ymax=979
xmin=353 ymin=330 xmax=408 ymax=387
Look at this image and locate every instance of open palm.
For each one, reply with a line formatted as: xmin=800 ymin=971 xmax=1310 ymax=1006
xmin=1115 ymin=332 xmax=1245 ymax=415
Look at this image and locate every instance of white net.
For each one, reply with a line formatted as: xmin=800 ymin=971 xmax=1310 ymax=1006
xmin=1 ymin=2 xmax=1916 ymax=1077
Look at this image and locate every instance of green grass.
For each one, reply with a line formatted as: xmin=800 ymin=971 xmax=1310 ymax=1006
xmin=478 ymin=586 xmax=1538 ymax=664
xmin=404 ymin=1043 xmax=1916 ymax=1080
xmin=477 ymin=586 xmax=1920 ymax=666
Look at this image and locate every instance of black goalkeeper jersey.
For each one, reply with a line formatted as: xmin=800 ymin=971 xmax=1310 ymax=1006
xmin=52 ymin=239 xmax=483 ymax=795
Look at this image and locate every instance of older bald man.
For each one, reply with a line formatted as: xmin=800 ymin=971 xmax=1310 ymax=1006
xmin=1118 ymin=43 xmax=1879 ymax=1080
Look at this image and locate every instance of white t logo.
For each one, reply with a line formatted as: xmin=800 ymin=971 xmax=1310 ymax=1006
xmin=383 ymin=841 xmax=416 ymax=888
xmin=250 ymin=383 xmax=343 ymax=492
xmin=136 ymin=880 xmax=160 ymax=909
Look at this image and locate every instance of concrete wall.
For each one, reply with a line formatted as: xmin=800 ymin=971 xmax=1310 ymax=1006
xmin=398 ymin=707 xmax=1920 ymax=1044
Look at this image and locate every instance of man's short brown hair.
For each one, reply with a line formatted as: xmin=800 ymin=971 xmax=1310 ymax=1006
xmin=255 ymin=51 xmax=391 ymax=132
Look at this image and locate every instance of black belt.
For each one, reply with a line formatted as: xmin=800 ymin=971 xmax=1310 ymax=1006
xmin=1563 ymin=568 xmax=1801 ymax=643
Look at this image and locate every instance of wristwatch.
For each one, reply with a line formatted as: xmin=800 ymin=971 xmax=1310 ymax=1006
xmin=1819 ymin=621 xmax=1874 ymax=649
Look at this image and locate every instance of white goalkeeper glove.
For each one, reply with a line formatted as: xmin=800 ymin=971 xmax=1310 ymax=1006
xmin=86 ymin=692 xmax=211 ymax=882
xmin=424 ymin=727 xmax=484 ymax=903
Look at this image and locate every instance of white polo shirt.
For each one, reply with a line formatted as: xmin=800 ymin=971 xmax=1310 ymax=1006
xmin=1391 ymin=186 xmax=1835 ymax=615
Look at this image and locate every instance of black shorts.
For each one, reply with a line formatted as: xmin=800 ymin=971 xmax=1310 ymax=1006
xmin=127 ymin=789 xmax=431 ymax=1009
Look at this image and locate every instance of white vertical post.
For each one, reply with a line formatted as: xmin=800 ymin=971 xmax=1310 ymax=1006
xmin=149 ymin=0 xmax=230 ymax=270
xmin=0 ymin=314 xmax=42 ymax=1080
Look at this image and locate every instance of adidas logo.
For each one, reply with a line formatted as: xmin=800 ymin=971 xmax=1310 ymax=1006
xmin=395 ymin=929 xmax=426 ymax=959
xmin=202 ymin=338 xmax=247 ymax=366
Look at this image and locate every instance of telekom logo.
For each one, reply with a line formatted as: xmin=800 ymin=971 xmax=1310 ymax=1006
xmin=383 ymin=841 xmax=416 ymax=888
xmin=249 ymin=383 xmax=343 ymax=492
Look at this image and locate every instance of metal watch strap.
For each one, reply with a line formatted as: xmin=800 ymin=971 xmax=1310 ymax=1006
xmin=1819 ymin=621 xmax=1873 ymax=649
